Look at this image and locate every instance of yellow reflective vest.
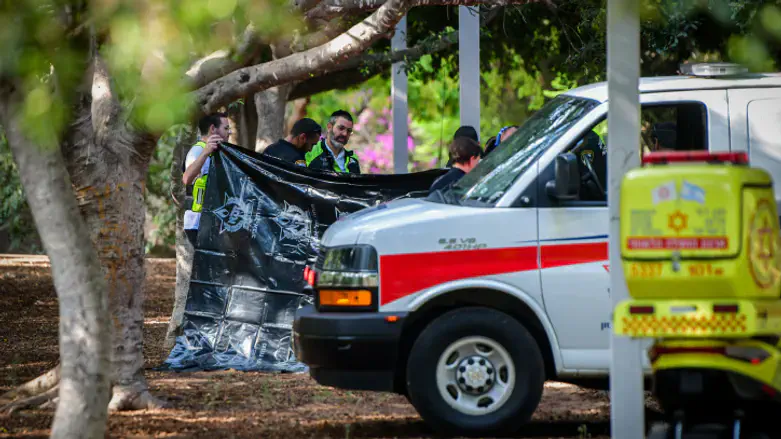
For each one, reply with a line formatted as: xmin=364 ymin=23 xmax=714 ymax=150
xmin=190 ymin=141 xmax=209 ymax=213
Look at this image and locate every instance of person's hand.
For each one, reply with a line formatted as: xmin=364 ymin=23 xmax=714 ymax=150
xmin=205 ymin=134 xmax=222 ymax=154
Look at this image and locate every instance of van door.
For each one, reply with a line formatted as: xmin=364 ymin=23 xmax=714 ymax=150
xmin=537 ymin=90 xmax=729 ymax=371
xmin=727 ymin=88 xmax=781 ymax=215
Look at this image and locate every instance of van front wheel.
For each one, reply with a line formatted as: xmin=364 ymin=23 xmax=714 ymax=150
xmin=405 ymin=307 xmax=545 ymax=437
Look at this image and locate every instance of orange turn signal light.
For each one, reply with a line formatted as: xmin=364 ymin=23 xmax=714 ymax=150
xmin=319 ymin=289 xmax=372 ymax=307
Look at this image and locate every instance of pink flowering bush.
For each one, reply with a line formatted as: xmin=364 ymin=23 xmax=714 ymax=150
xmin=351 ymin=103 xmax=435 ymax=174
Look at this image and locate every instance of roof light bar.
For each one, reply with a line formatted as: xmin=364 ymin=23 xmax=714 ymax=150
xmin=642 ymin=151 xmax=748 ymax=166
xmin=679 ymin=62 xmax=749 ymax=77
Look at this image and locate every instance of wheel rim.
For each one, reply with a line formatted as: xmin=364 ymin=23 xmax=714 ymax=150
xmin=435 ymin=335 xmax=516 ymax=416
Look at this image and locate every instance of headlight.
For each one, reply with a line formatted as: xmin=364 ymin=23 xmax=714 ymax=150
xmin=320 ymin=244 xmax=378 ymax=272
xmin=316 ymin=245 xmax=379 ymax=310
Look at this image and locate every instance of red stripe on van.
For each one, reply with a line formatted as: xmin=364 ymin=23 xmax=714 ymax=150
xmin=379 ymin=246 xmax=538 ymax=306
xmin=540 ymin=242 xmax=608 ymax=269
xmin=379 ymin=241 xmax=608 ymax=306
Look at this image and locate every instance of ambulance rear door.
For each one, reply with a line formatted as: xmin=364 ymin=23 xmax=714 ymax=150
xmin=727 ymin=87 xmax=781 ymax=216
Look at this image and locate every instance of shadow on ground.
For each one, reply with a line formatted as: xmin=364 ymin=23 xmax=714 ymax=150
xmin=0 ymin=258 xmax=664 ymax=439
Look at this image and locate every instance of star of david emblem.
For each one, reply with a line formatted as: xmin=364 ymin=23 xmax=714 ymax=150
xmin=668 ymin=210 xmax=688 ymax=234
xmin=212 ymin=194 xmax=254 ymax=234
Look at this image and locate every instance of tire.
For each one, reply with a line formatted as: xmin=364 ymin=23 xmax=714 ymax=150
xmin=405 ymin=306 xmax=545 ymax=437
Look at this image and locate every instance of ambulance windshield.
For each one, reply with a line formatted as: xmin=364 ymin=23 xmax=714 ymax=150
xmin=448 ymin=94 xmax=599 ymax=206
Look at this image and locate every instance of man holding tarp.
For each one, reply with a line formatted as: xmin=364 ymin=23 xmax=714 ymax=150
xmin=182 ymin=112 xmax=231 ymax=246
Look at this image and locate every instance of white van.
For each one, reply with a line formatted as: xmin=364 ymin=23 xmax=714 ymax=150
xmin=293 ymin=64 xmax=781 ymax=436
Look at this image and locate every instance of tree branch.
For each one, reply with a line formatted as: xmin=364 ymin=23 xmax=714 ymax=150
xmin=184 ymin=24 xmax=267 ymax=90
xmin=305 ymin=0 xmax=386 ymax=23
xmin=194 ymin=0 xmax=535 ymax=116
xmin=288 ymin=3 xmax=503 ymax=100
xmin=289 ymin=30 xmax=456 ymax=99
xmin=305 ymin=0 xmax=546 ymax=22
xmin=292 ymin=17 xmax=357 ymax=53
xmin=194 ymin=0 xmax=410 ymax=115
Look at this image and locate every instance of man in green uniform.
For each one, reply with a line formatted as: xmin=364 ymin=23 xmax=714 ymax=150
xmin=306 ymin=110 xmax=361 ymax=174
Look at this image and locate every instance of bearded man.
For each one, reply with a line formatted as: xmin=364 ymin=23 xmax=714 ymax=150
xmin=305 ymin=109 xmax=361 ymax=174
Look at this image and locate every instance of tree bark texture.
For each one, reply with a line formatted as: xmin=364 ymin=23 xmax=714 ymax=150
xmin=165 ymin=126 xmax=196 ymax=350
xmin=239 ymin=96 xmax=259 ymax=149
xmin=1 ymin=86 xmax=112 ymax=439
xmin=254 ymin=84 xmax=292 ymax=152
xmin=286 ymin=97 xmax=311 ymax=134
xmin=60 ymin=57 xmax=163 ymax=411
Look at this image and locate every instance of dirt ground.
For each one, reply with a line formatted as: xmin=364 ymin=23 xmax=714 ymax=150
xmin=0 ymin=257 xmax=657 ymax=438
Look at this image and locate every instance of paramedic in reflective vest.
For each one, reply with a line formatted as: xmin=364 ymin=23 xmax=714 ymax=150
xmin=182 ymin=112 xmax=231 ymax=246
xmin=429 ymin=136 xmax=482 ymax=193
xmin=306 ymin=110 xmax=361 ymax=174
xmin=263 ymin=118 xmax=322 ymax=166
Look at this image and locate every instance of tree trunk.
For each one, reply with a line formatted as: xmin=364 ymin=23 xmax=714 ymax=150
xmin=61 ymin=57 xmax=164 ymax=411
xmin=0 ymin=87 xmax=112 ymax=438
xmin=165 ymin=126 xmax=197 ymax=350
xmin=254 ymin=84 xmax=292 ymax=152
xmin=239 ymin=96 xmax=259 ymax=149
xmin=286 ymin=96 xmax=311 ymax=134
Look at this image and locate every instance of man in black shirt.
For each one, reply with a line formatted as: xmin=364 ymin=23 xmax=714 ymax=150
xmin=263 ymin=118 xmax=322 ymax=166
xmin=445 ymin=125 xmax=480 ymax=167
xmin=429 ymin=136 xmax=482 ymax=193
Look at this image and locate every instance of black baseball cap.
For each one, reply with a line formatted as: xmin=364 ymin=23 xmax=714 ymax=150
xmin=291 ymin=118 xmax=322 ymax=137
xmin=454 ymin=125 xmax=479 ymax=142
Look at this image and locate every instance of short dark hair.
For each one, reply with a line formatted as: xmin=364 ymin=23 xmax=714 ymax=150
xmin=449 ymin=137 xmax=483 ymax=164
xmin=329 ymin=110 xmax=353 ymax=125
xmin=291 ymin=118 xmax=322 ymax=137
xmin=454 ymin=125 xmax=479 ymax=142
xmin=198 ymin=112 xmax=228 ymax=135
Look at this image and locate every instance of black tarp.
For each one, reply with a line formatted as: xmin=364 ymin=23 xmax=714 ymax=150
xmin=162 ymin=142 xmax=446 ymax=372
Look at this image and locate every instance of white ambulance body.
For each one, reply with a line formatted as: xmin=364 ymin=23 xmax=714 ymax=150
xmin=294 ymin=65 xmax=781 ymax=436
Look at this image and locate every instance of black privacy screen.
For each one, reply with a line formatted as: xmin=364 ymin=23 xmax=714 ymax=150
xmin=162 ymin=142 xmax=446 ymax=372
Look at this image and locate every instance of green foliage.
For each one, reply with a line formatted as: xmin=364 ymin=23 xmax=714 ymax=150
xmin=3 ymin=0 xmax=781 ymax=254
xmin=144 ymin=125 xmax=192 ymax=255
xmin=307 ymin=47 xmax=579 ymax=173
xmin=0 ymin=0 xmax=302 ymax=254
xmin=98 ymin=0 xmax=299 ymax=133
xmin=0 ymin=134 xmax=41 ymax=253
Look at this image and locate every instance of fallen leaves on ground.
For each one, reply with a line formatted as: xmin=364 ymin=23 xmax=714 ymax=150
xmin=0 ymin=256 xmax=654 ymax=438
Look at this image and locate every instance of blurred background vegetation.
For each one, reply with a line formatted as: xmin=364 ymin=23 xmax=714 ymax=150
xmin=2 ymin=0 xmax=781 ymax=256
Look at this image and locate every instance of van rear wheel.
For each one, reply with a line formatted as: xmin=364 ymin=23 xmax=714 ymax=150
xmin=405 ymin=307 xmax=545 ymax=437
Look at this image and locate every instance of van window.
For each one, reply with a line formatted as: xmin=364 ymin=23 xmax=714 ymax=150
xmin=563 ymin=102 xmax=708 ymax=204
xmin=448 ymin=94 xmax=600 ymax=207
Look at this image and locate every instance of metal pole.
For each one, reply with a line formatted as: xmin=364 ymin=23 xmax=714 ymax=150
xmin=458 ymin=5 xmax=480 ymax=138
xmin=607 ymin=0 xmax=645 ymax=437
xmin=391 ymin=15 xmax=409 ymax=174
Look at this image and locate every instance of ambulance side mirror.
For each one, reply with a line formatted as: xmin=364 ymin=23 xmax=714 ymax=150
xmin=546 ymin=152 xmax=580 ymax=201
